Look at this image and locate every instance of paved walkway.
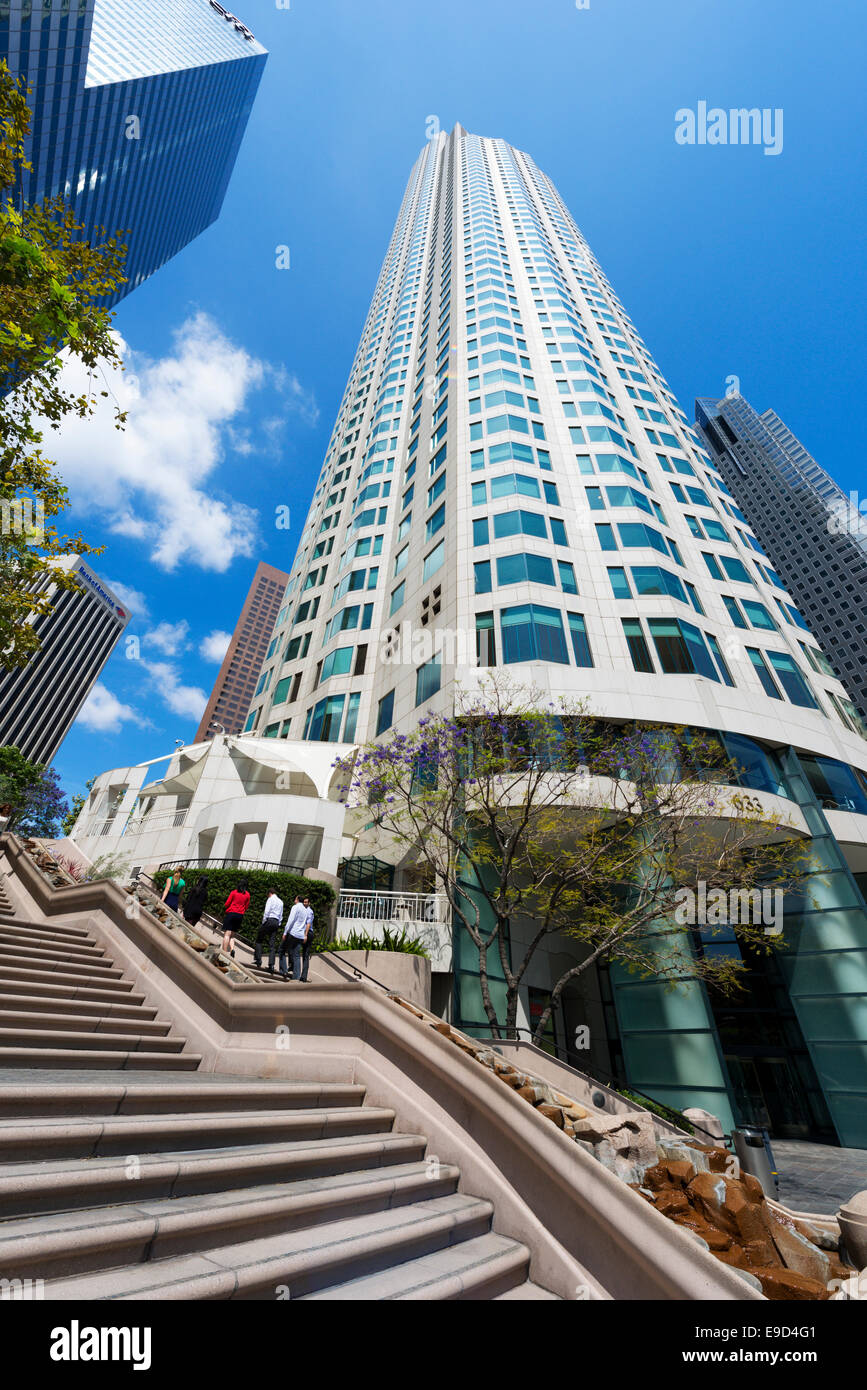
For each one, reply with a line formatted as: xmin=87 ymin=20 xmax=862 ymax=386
xmin=772 ymin=1139 xmax=867 ymax=1215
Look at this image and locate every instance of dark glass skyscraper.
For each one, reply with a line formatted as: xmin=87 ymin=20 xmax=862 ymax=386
xmin=696 ymin=393 xmax=867 ymax=726
xmin=1 ymin=0 xmax=266 ymax=304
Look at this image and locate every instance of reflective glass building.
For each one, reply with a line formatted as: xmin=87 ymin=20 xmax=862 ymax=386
xmin=1 ymin=0 xmax=266 ymax=303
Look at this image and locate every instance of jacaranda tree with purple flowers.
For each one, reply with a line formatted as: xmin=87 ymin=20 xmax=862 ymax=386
xmin=337 ymin=676 xmax=812 ymax=1045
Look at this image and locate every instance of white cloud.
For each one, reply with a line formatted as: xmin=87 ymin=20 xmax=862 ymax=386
xmin=200 ymin=629 xmax=232 ymax=663
xmin=76 ymin=683 xmax=146 ymax=734
xmin=142 ymin=661 xmax=208 ymax=723
xmin=104 ymin=579 xmax=149 ymax=623
xmin=41 ymin=313 xmax=316 ymax=572
xmin=144 ymin=620 xmax=190 ymax=657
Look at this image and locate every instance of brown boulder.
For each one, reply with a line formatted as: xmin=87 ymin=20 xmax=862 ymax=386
xmin=537 ymin=1104 xmax=566 ymax=1128
xmin=757 ymin=1268 xmax=830 ymax=1301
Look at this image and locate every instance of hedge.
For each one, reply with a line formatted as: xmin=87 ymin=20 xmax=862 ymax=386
xmin=152 ymin=866 xmax=335 ymax=946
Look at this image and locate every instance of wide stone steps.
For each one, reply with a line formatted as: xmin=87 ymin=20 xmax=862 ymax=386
xmin=0 ymin=891 xmax=558 ymax=1299
xmin=43 ymin=1194 xmax=506 ymax=1300
xmin=0 ymin=914 xmax=200 ymax=1072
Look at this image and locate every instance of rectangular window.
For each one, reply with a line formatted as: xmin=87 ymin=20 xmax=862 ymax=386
xmin=596 ymin=523 xmax=617 ymax=551
xmin=568 ymin=613 xmax=594 ymax=667
xmin=474 ymin=560 xmax=492 ymax=594
xmin=306 ymin=694 xmax=346 ymax=742
xmin=608 ymin=567 xmax=631 ymax=598
xmin=423 ymin=540 xmax=445 ymax=581
xmin=706 ymin=634 xmax=736 ymax=687
xmin=476 ymin=611 xmax=497 ymax=667
xmin=376 ymin=689 xmax=395 ymax=736
xmin=493 ymin=509 xmax=547 ymax=540
xmin=766 ymin=651 xmax=819 ymax=709
xmin=389 ymin=582 xmax=405 ymax=616
xmin=622 ymin=618 xmax=655 ymax=673
xmin=272 ymin=676 xmax=292 ymax=705
xmin=722 ymin=595 xmax=748 ymax=628
xmin=500 ymin=603 xmax=569 ymax=665
xmin=415 ymin=658 xmax=442 ymax=706
xmin=747 ymin=648 xmax=783 ymax=700
xmin=558 ymin=560 xmax=578 ymax=594
xmin=473 ymin=517 xmax=489 ymax=546
xmin=426 ymin=503 xmax=446 ymax=540
xmin=702 ymin=552 xmax=723 ymax=580
xmin=742 ymin=599 xmax=777 ymax=631
xmin=720 ymin=555 xmax=752 ymax=584
xmin=496 ymin=553 xmax=556 ymax=587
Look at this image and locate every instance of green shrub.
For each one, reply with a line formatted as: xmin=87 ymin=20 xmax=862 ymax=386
xmin=152 ymin=866 xmax=335 ymax=946
xmin=324 ymin=926 xmax=429 ymax=957
xmin=616 ymin=1086 xmax=695 ymax=1135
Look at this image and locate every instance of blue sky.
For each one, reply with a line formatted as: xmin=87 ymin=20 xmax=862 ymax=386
xmin=52 ymin=0 xmax=866 ymax=801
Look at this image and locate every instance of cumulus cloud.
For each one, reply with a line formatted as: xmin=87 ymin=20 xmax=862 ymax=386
xmin=41 ymin=313 xmax=316 ymax=573
xmin=76 ymin=683 xmax=146 ymax=734
xmin=104 ymin=579 xmax=149 ymax=622
xmin=144 ymin=620 xmax=190 ymax=657
xmin=141 ymin=661 xmax=208 ymax=723
xmin=200 ymin=629 xmax=232 ymax=663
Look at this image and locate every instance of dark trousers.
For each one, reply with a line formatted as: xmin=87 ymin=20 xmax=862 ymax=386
xmin=279 ymin=935 xmax=302 ymax=980
xmin=254 ymin=919 xmax=280 ymax=970
xmin=300 ymin=938 xmax=312 ymax=982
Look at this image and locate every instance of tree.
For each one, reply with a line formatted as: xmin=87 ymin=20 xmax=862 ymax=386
xmin=339 ymin=676 xmax=813 ymax=1045
xmin=0 ymin=745 xmax=69 ymax=837
xmin=61 ymin=774 xmax=95 ymax=837
xmin=0 ymin=59 xmax=128 ymax=670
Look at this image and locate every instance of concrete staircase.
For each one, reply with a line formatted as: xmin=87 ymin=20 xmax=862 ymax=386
xmin=0 ymin=1073 xmax=555 ymax=1300
xmin=0 ymin=894 xmax=556 ymax=1300
xmin=0 ymin=916 xmax=201 ymax=1070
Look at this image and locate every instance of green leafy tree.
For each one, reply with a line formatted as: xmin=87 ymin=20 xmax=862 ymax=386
xmin=62 ymin=774 xmax=95 ymax=836
xmin=0 ymin=744 xmax=69 ymax=836
xmin=1 ymin=59 xmax=128 ymax=670
xmin=340 ymin=677 xmax=813 ymax=1045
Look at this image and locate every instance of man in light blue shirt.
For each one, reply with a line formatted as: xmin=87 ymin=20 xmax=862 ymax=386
xmin=279 ymin=895 xmax=308 ymax=980
xmin=299 ymin=897 xmax=314 ymax=982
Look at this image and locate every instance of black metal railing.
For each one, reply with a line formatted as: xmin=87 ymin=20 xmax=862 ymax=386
xmin=156 ymin=857 xmax=306 ymax=876
xmin=463 ymin=1025 xmax=726 ymax=1145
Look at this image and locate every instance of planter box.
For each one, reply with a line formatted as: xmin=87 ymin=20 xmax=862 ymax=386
xmin=333 ymin=950 xmax=431 ymax=1009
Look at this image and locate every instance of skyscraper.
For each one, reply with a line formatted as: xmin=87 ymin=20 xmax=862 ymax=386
xmin=195 ymin=561 xmax=289 ymax=743
xmin=696 ymin=393 xmax=867 ymax=725
xmin=0 ymin=555 xmax=130 ymax=764
xmin=195 ymin=127 xmax=867 ymax=1144
xmin=1 ymin=0 xmax=266 ymax=305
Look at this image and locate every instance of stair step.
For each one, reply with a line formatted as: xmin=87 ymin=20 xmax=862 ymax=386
xmin=0 ymin=1047 xmax=201 ymax=1073
xmin=0 ymin=1131 xmax=429 ymax=1217
xmin=0 ymin=964 xmax=135 ymax=994
xmin=0 ymin=917 xmax=91 ymax=942
xmin=0 ymin=1010 xmax=171 ymax=1042
xmin=42 ymin=1193 xmax=494 ymax=1300
xmin=0 ymin=976 xmax=144 ymax=1006
xmin=495 ymin=1281 xmax=563 ymax=1300
xmin=0 ymin=1079 xmax=366 ymax=1119
xmin=302 ymin=1231 xmax=530 ymax=1300
xmin=0 ymin=1027 xmax=187 ymax=1054
xmin=0 ymin=1105 xmax=397 ymax=1160
xmin=0 ymin=925 xmax=106 ymax=958
xmin=0 ymin=943 xmax=117 ymax=974
xmin=0 ymin=992 xmax=157 ymax=1023
xmin=0 ymin=1161 xmax=462 ymax=1280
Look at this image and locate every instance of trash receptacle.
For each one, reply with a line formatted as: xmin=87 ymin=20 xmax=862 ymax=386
xmin=732 ymin=1126 xmax=778 ymax=1197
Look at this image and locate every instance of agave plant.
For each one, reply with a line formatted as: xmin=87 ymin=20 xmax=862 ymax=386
xmin=325 ymin=927 xmax=429 ymax=958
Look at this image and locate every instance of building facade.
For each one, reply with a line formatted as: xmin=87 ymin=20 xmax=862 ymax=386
xmin=1 ymin=0 xmax=266 ymax=304
xmin=696 ymin=393 xmax=867 ymax=724
xmin=76 ymin=127 xmax=867 ymax=1147
xmin=0 ymin=555 xmax=130 ymax=764
xmin=195 ymin=562 xmax=290 ymax=743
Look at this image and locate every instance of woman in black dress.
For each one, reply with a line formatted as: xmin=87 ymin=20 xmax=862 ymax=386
xmin=182 ymin=876 xmax=209 ymax=927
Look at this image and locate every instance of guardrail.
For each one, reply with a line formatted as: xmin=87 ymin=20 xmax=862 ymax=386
xmin=336 ymin=888 xmax=451 ymax=925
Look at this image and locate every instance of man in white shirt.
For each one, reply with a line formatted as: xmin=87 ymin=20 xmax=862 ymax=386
xmin=279 ymin=895 xmax=308 ymax=980
xmin=254 ymin=887 xmax=284 ymax=974
xmin=299 ymin=897 xmax=314 ymax=982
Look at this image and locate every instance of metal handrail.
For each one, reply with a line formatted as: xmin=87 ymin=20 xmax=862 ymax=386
xmin=156 ymin=857 xmax=306 ymax=875
xmin=465 ymin=1025 xmax=727 ymax=1146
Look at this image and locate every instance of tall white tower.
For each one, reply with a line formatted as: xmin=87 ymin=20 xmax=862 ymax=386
xmin=238 ymin=127 xmax=867 ymax=1146
xmin=247 ymin=126 xmax=860 ymax=764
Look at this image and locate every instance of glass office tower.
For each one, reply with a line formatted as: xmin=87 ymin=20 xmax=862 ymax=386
xmin=696 ymin=393 xmax=867 ymax=725
xmin=245 ymin=126 xmax=867 ymax=1146
xmin=1 ymin=0 xmax=266 ymax=304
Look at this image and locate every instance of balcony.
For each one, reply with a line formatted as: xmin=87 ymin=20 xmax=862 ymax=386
xmin=335 ymin=889 xmax=452 ymax=971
